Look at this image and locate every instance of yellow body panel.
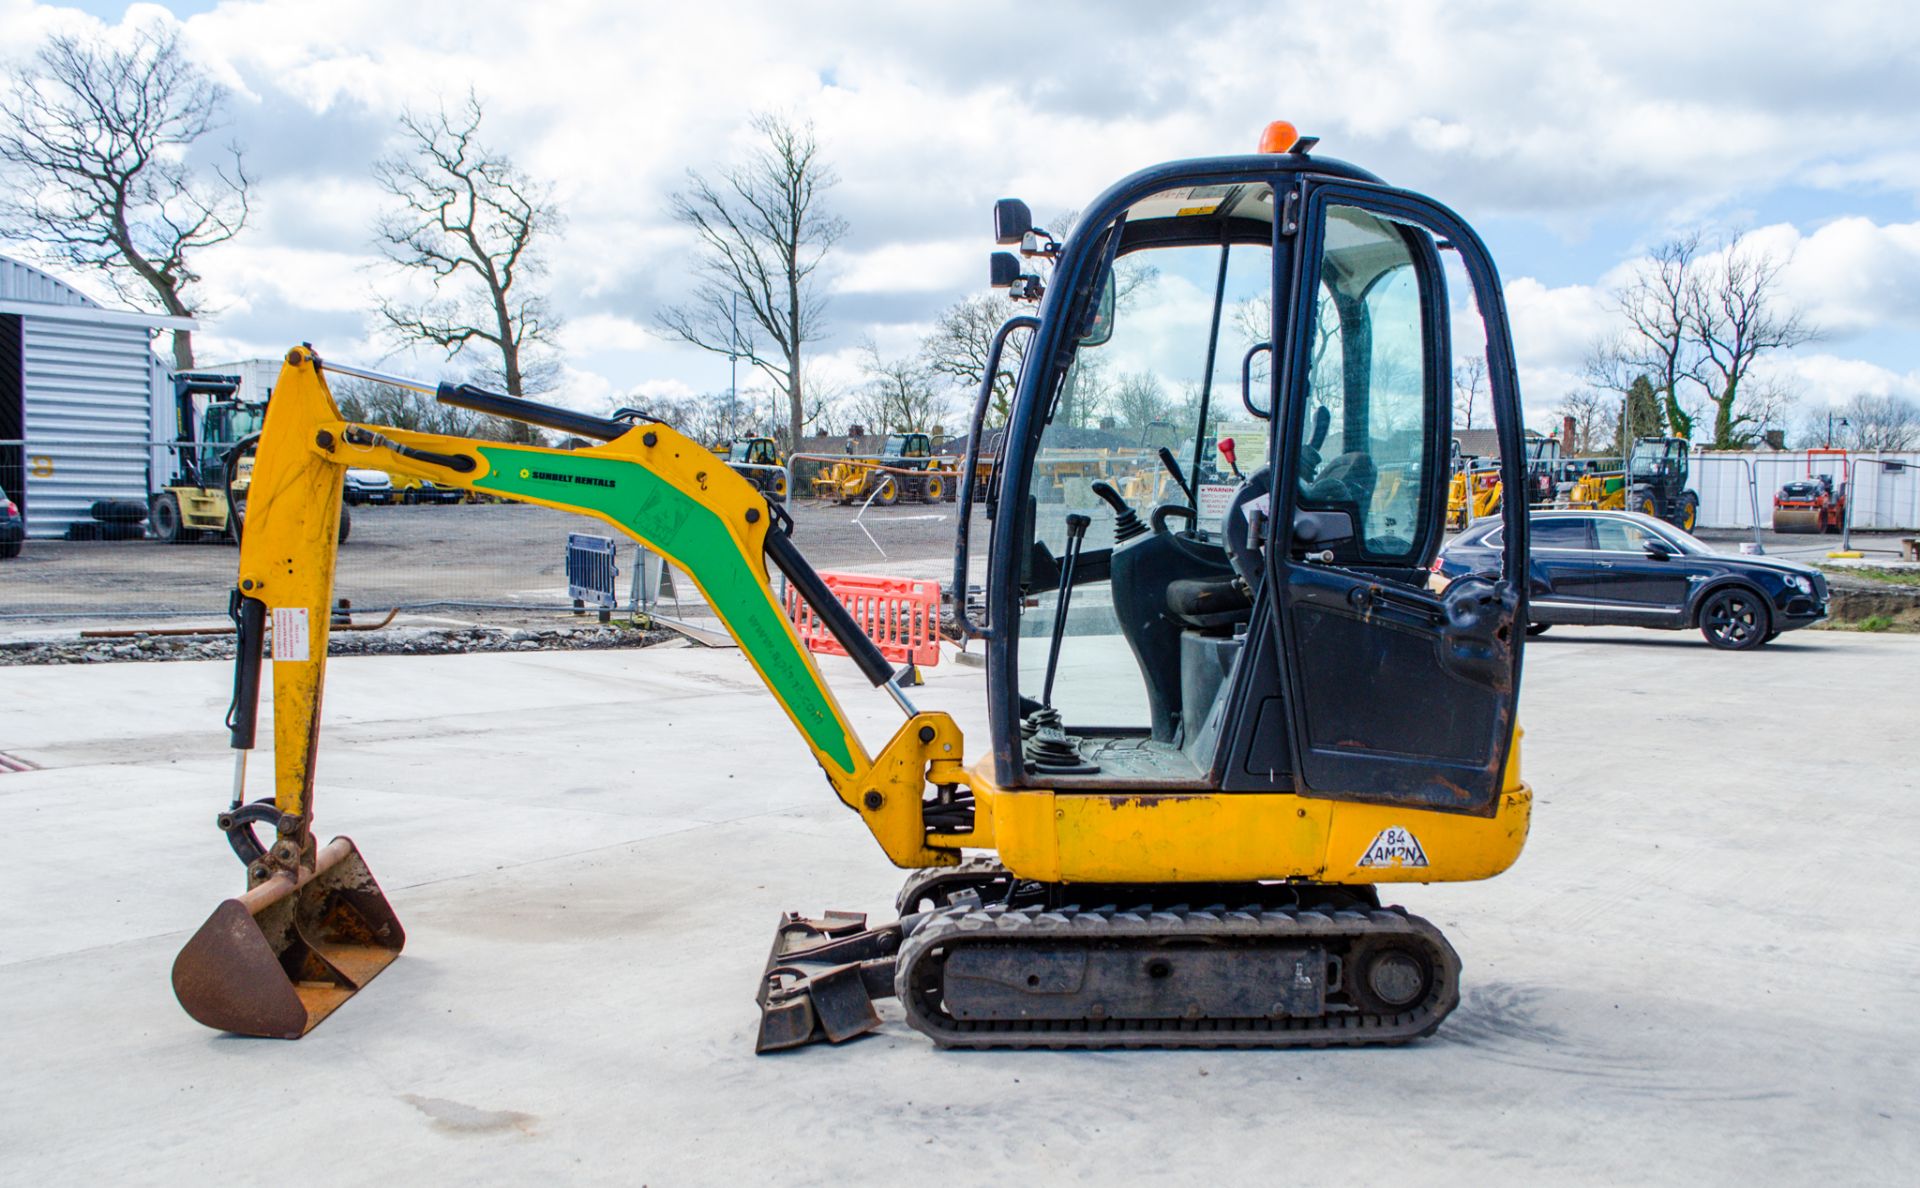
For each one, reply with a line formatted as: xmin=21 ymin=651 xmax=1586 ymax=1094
xmin=937 ymin=732 xmax=1529 ymax=885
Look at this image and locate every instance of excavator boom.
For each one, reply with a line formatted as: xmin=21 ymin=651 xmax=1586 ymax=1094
xmin=172 ymin=347 xmax=965 ymax=1038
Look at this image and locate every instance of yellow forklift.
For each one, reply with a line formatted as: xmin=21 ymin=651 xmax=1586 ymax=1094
xmin=172 ymin=122 xmax=1535 ymax=1051
xmin=151 ymin=372 xmax=351 ymax=543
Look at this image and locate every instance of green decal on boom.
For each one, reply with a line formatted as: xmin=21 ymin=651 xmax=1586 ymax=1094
xmin=474 ymin=446 xmax=857 ymax=773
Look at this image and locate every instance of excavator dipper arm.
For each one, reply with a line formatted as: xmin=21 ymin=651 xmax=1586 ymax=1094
xmin=173 ymin=346 xmax=966 ymax=1039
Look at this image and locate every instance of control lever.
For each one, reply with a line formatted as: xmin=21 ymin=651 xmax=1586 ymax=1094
xmin=1040 ymin=514 xmax=1092 ymax=710
xmin=1156 ymin=447 xmax=1192 ymax=502
xmin=1302 ymin=549 xmax=1335 ymax=564
xmin=1219 ymin=437 xmax=1242 ymax=480
xmin=1088 ymin=481 xmax=1146 ymax=543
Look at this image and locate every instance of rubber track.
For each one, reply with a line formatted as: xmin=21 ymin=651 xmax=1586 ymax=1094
xmin=895 ymin=902 xmax=1460 ymax=1049
xmin=893 ymin=858 xmax=1012 ymax=915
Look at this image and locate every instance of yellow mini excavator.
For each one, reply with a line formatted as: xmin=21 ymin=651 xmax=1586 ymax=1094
xmin=172 ymin=122 xmax=1535 ymax=1050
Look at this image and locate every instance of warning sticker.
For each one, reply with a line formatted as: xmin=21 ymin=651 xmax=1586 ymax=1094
xmin=271 ymin=607 xmax=310 ymax=663
xmin=1195 ymin=481 xmax=1241 ymax=525
xmin=1358 ymin=826 xmax=1429 ymax=869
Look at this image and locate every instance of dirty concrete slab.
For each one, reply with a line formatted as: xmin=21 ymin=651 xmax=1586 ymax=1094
xmin=1 ymin=629 xmax=1915 ymax=1184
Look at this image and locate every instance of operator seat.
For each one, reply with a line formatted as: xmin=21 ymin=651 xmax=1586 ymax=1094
xmin=1165 ymin=467 xmax=1272 ymax=631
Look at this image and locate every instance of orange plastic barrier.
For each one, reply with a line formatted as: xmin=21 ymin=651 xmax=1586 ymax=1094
xmin=786 ymin=571 xmax=941 ymax=668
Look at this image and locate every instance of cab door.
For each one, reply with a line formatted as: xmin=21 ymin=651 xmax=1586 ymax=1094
xmin=1266 ymin=186 xmax=1526 ymax=816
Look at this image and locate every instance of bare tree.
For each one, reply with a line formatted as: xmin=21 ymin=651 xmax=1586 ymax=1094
xmin=1555 ymin=388 xmax=1616 ymax=455
xmin=1836 ymin=393 xmax=1920 ymax=451
xmin=923 ymin=292 xmax=1029 ymax=425
xmin=658 ymin=113 xmax=846 ymax=451
xmin=0 ymin=26 xmax=249 ymax=369
xmin=1112 ymin=371 xmax=1173 ymax=433
xmin=848 ymin=341 xmax=949 ymax=435
xmin=1452 ymin=355 xmax=1487 ymax=431
xmin=1605 ymin=234 xmax=1702 ymax=441
xmin=331 ymin=377 xmax=520 ymax=440
xmin=373 ymin=93 xmax=561 ymax=443
xmin=1686 ymin=234 xmax=1816 ymax=448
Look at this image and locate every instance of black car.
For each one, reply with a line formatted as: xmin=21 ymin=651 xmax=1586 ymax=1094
xmin=1 ymin=487 xmax=23 ymax=559
xmin=1438 ymin=510 xmax=1827 ymax=650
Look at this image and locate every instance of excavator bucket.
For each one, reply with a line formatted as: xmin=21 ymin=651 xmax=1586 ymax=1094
xmin=172 ymin=837 xmax=403 ymax=1038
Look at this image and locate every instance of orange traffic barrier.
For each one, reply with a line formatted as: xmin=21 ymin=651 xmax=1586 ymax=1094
xmin=786 ymin=571 xmax=941 ymax=668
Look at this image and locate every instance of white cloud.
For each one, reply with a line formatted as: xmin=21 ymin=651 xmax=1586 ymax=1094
xmin=6 ymin=0 xmax=1919 ymax=430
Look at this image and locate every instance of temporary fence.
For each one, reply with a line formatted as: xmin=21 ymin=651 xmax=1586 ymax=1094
xmin=784 ymin=571 xmax=942 ymax=668
xmin=1687 ymin=449 xmax=1920 ymax=531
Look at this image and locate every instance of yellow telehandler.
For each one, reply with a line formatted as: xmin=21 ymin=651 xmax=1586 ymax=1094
xmin=172 ymin=123 xmax=1536 ymax=1051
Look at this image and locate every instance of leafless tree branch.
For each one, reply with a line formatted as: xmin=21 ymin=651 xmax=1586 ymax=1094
xmin=656 ymin=112 xmax=846 ymax=450
xmin=372 ymin=91 xmax=563 ymax=442
xmin=0 ymin=25 xmax=250 ymax=368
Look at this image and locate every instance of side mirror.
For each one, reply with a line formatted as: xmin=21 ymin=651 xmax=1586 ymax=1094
xmin=990 ymin=252 xmax=1021 ymax=288
xmin=994 ymin=198 xmax=1033 ymax=246
xmin=1643 ymin=537 xmax=1676 ymax=558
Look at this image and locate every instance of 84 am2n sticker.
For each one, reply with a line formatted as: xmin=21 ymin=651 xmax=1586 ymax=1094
xmin=1358 ymin=826 xmax=1429 ymax=869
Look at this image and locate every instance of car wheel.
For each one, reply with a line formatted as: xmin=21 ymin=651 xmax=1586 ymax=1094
xmin=338 ymin=502 xmax=352 ymax=544
xmin=872 ymin=477 xmax=899 ymax=507
xmin=1525 ymin=623 xmax=1551 ymax=636
xmin=1698 ymin=586 xmax=1771 ymax=650
xmin=922 ymin=475 xmax=945 ymax=504
xmin=150 ymin=493 xmax=187 ymax=544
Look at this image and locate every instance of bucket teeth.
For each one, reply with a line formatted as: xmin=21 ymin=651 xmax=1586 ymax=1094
xmin=172 ymin=837 xmax=403 ymax=1038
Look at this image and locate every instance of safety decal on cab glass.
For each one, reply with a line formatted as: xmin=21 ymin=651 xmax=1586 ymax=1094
xmin=1358 ymin=826 xmax=1428 ymax=869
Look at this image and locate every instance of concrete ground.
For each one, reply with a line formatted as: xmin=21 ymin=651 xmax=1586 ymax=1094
xmin=2 ymin=628 xmax=1916 ymax=1184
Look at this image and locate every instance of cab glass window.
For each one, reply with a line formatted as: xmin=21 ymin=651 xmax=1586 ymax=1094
xmin=1020 ymin=184 xmax=1274 ymax=735
xmin=1297 ymin=205 xmax=1433 ymax=559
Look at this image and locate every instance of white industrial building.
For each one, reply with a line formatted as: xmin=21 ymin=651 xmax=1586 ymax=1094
xmin=0 ymin=255 xmax=190 ymax=538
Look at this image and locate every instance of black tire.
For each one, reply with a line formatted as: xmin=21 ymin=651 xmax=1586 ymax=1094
xmin=90 ymin=499 xmax=148 ymax=524
xmin=872 ymin=476 xmax=900 ymax=507
xmin=1678 ymin=490 xmax=1699 ymax=532
xmin=1632 ymin=488 xmax=1659 ymax=519
xmin=1698 ymin=585 xmax=1771 ymax=650
xmin=922 ymin=474 xmax=945 ymax=504
xmin=337 ymin=502 xmax=352 ymax=544
xmin=1525 ymin=622 xmax=1551 ymax=636
xmin=769 ymin=472 xmax=788 ymax=501
xmin=150 ymin=493 xmax=188 ymax=544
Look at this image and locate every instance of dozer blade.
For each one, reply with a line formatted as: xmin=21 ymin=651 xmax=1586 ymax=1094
xmin=1772 ymin=508 xmax=1822 ymax=534
xmin=172 ymin=837 xmax=403 ymax=1039
xmin=754 ymin=911 xmax=903 ymax=1053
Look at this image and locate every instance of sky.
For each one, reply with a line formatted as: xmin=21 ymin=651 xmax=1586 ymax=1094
xmin=5 ymin=0 xmax=1920 ymax=437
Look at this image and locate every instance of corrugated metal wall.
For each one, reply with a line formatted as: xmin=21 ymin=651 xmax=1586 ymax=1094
xmin=21 ymin=315 xmax=162 ymax=537
xmin=0 ymin=257 xmax=93 ymax=308
xmin=1689 ymin=450 xmax=1920 ymax=531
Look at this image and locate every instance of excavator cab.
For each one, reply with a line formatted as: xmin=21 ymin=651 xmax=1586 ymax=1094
xmin=966 ymin=131 xmax=1527 ymax=816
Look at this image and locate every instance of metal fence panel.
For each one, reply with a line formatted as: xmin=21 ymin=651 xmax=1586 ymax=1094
xmin=1688 ymin=450 xmax=1920 ymax=530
